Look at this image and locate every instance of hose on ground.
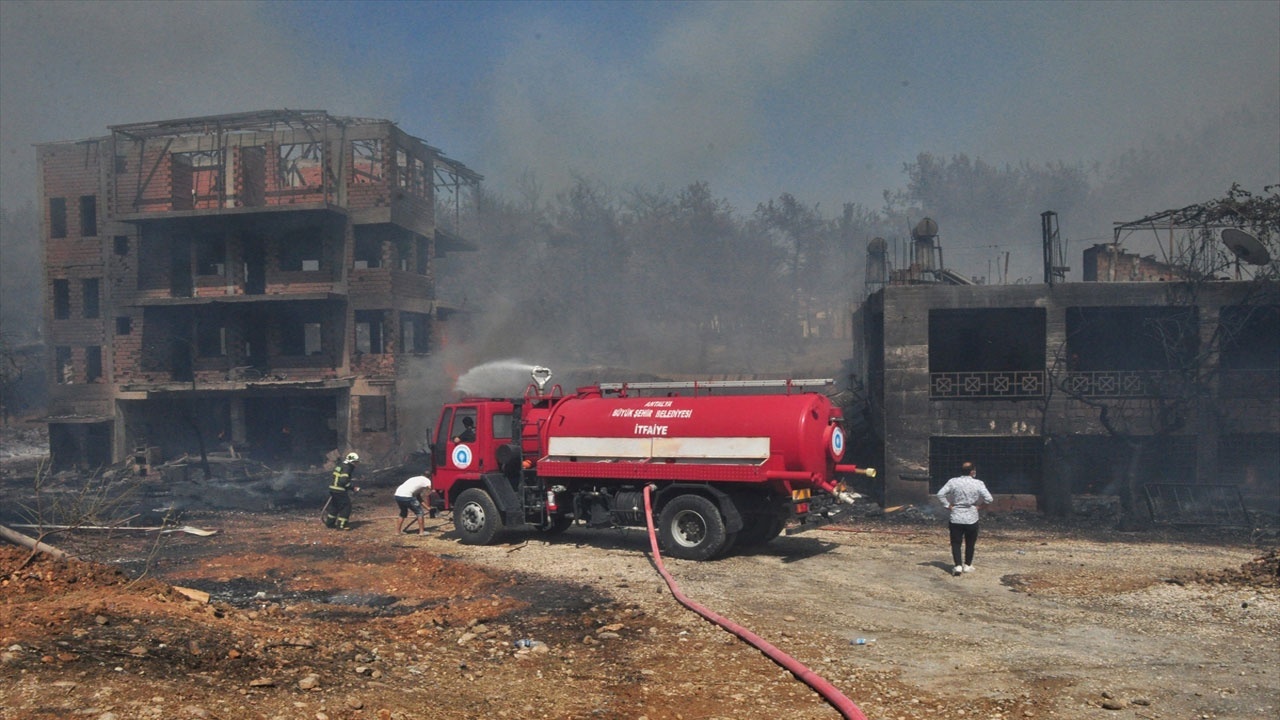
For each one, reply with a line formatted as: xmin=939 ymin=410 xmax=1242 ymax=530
xmin=642 ymin=485 xmax=869 ymax=720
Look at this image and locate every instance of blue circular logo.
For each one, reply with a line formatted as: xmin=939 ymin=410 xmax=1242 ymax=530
xmin=452 ymin=444 xmax=473 ymax=469
xmin=831 ymin=426 xmax=845 ymax=456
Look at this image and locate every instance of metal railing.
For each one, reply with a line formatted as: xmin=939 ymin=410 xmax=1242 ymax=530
xmin=1060 ymin=370 xmax=1161 ymax=398
xmin=930 ymin=369 xmax=1279 ymax=400
xmin=929 ymin=371 xmax=1045 ymax=399
xmin=1144 ymin=483 xmax=1251 ymax=527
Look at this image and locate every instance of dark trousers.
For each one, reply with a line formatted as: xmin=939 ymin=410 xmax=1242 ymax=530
xmin=949 ymin=522 xmax=979 ymax=566
xmin=325 ymin=490 xmax=352 ymax=528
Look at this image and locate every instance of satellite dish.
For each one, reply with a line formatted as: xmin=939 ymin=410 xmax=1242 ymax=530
xmin=1221 ymin=229 xmax=1271 ymax=266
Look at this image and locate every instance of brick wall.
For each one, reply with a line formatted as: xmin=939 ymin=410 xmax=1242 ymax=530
xmin=345 ymin=128 xmax=394 ymax=212
xmin=1083 ymin=244 xmax=1180 ymax=282
xmin=41 ymin=142 xmax=110 ymax=397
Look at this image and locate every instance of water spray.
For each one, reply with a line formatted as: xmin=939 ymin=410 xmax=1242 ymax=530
xmin=453 ymin=359 xmax=540 ymax=396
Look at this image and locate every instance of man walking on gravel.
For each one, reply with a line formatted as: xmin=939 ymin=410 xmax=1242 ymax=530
xmin=937 ymin=461 xmax=993 ymax=576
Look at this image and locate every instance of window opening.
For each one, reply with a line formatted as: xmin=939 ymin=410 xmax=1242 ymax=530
xmin=86 ymin=346 xmax=102 ymax=382
xmin=116 ymin=316 xmax=132 ymax=335
xmin=278 ymin=142 xmax=323 ymax=188
xmin=352 ymin=139 xmax=383 ymax=183
xmin=173 ymin=150 xmax=224 ymax=209
xmin=929 ymin=436 xmax=1043 ymax=495
xmin=239 ymin=146 xmax=266 ymax=207
xmin=82 ymin=278 xmax=100 ymax=319
xmin=1065 ymin=306 xmax=1199 ymax=397
xmin=1218 ymin=305 xmax=1280 ymax=397
xmin=411 ymin=157 xmax=429 ymax=198
xmin=53 ymin=280 xmax=70 ymax=320
xmin=55 ymin=346 xmax=72 ymax=383
xmin=114 ymin=235 xmax=130 ymax=256
xmin=1219 ymin=305 xmax=1280 ymax=370
xmin=395 ymin=150 xmax=409 ymax=189
xmin=49 ymin=198 xmax=67 ymax=238
xmin=197 ymin=321 xmax=226 ymax=357
xmin=278 ymin=228 xmax=322 ymax=272
xmin=79 ymin=195 xmax=97 ymax=236
xmin=929 ymin=308 xmax=1046 ymax=399
xmin=354 ymin=231 xmax=382 ymax=269
xmin=195 ymin=235 xmax=226 ymax=276
xmin=359 ymin=395 xmax=388 ymax=432
xmin=1067 ymin=306 xmax=1198 ymax=371
xmin=355 ymin=310 xmax=384 ymax=354
xmin=400 ymin=312 xmax=430 ymax=354
xmin=245 ymin=322 xmax=267 ymax=366
xmin=304 ymin=322 xmax=322 ymax=356
xmin=170 ymin=235 xmax=193 ymax=297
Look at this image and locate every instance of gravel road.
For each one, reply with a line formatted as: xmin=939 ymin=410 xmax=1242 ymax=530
xmin=429 ymin=509 xmax=1279 ymax=720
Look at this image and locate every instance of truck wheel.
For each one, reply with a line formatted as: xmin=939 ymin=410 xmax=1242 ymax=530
xmin=657 ymin=494 xmax=728 ymax=561
xmin=737 ymin=513 xmax=785 ymax=547
xmin=715 ymin=531 xmax=739 ymax=559
xmin=537 ymin=515 xmax=574 ymax=535
xmin=454 ymin=488 xmax=502 ymax=545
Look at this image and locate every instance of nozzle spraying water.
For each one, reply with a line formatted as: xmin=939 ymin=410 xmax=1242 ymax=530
xmin=531 ymin=366 xmax=553 ymax=393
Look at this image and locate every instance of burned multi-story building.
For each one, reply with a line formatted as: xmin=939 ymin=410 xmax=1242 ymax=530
xmin=38 ymin=110 xmax=480 ymax=471
xmin=854 ymin=219 xmax=1279 ymax=520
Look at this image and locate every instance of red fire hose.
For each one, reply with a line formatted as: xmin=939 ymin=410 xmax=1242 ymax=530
xmin=642 ymin=485 xmax=869 ymax=720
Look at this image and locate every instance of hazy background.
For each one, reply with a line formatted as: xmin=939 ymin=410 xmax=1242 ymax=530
xmin=2 ymin=0 xmax=1277 ymax=373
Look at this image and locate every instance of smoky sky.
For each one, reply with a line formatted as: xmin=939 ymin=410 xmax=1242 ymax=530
xmin=2 ymin=0 xmax=1277 ymax=254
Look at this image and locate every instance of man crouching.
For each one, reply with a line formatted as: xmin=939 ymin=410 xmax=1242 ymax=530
xmin=395 ymin=471 xmax=433 ymax=535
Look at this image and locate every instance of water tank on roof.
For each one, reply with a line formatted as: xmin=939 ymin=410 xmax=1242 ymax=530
xmin=912 ymin=218 xmax=938 ymax=239
xmin=866 ymin=237 xmax=888 ymax=284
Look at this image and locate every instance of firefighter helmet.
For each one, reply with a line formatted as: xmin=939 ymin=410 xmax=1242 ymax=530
xmin=345 ymin=452 xmax=360 ymax=463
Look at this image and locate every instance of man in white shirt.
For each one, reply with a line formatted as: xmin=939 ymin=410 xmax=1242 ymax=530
xmin=394 ymin=472 xmax=433 ymax=535
xmin=936 ymin=461 xmax=994 ymax=576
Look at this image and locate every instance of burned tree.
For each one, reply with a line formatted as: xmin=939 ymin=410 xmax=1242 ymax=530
xmin=1042 ymin=185 xmax=1279 ymax=526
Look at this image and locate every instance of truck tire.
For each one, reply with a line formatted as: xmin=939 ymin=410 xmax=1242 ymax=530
xmin=737 ymin=513 xmax=785 ymax=547
xmin=454 ymin=488 xmax=502 ymax=545
xmin=657 ymin=494 xmax=728 ymax=561
xmin=537 ymin=515 xmax=574 ymax=535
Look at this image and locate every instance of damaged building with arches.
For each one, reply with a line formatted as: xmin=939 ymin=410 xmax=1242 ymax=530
xmin=37 ymin=110 xmax=480 ymax=471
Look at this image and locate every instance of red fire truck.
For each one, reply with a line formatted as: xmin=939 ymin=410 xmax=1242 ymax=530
xmin=429 ymin=367 xmax=874 ymax=560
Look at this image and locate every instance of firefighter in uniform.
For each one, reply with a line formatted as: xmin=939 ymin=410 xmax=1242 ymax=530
xmin=324 ymin=452 xmax=361 ymax=529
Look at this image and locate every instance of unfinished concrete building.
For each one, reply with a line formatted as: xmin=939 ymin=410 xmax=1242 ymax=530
xmin=38 ymin=110 xmax=480 ymax=471
xmin=853 ymin=218 xmax=1279 ymax=522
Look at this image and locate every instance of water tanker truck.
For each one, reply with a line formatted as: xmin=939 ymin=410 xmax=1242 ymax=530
xmin=428 ymin=367 xmax=875 ymax=560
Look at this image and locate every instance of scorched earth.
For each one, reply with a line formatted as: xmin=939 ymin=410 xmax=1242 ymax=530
xmin=1 ymin=471 xmax=1278 ymax=720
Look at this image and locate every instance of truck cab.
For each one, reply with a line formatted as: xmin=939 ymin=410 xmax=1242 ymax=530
xmin=430 ymin=400 xmax=517 ymax=503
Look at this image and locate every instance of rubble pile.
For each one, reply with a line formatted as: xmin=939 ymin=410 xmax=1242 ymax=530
xmin=1188 ymin=548 xmax=1280 ymax=588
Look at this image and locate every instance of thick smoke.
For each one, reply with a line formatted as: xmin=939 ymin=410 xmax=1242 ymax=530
xmin=2 ymin=1 xmax=1276 ymax=387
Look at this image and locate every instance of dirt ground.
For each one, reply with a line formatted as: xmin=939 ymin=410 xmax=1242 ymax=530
xmin=1 ymin=453 xmax=1278 ymax=720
